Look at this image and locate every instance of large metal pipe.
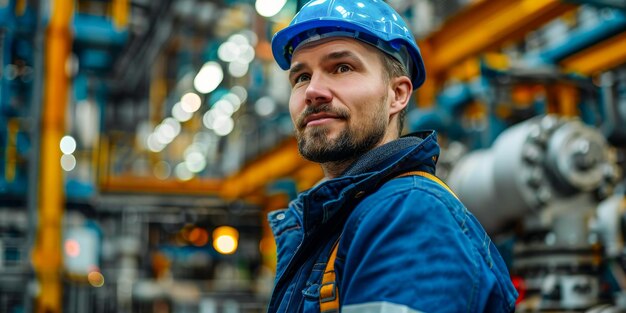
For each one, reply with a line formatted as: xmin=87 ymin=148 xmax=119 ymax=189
xmin=448 ymin=115 xmax=617 ymax=233
xmin=31 ymin=0 xmax=74 ymax=312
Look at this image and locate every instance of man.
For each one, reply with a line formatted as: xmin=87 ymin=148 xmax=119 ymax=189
xmin=267 ymin=1 xmax=518 ymax=312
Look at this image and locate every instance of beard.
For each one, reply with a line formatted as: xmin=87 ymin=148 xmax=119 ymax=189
xmin=294 ymin=97 xmax=388 ymax=163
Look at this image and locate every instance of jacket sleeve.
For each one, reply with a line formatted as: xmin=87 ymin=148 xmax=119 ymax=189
xmin=335 ymin=177 xmax=516 ymax=313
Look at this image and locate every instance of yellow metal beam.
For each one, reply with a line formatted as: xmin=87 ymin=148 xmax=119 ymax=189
xmin=32 ymin=0 xmax=74 ymax=312
xmin=421 ymin=0 xmax=576 ymax=78
xmin=560 ymin=31 xmax=626 ymax=75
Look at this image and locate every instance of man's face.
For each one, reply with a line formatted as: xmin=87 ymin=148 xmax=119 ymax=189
xmin=288 ymin=38 xmax=393 ymax=163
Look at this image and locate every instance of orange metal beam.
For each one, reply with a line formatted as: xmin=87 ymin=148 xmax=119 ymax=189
xmin=560 ymin=31 xmax=626 ymax=75
xmin=292 ymin=162 xmax=324 ymax=192
xmin=100 ymin=176 xmax=222 ymax=195
xmin=220 ymin=137 xmax=317 ymax=200
xmin=32 ymin=0 xmax=74 ymax=312
xmin=420 ymin=0 xmax=576 ymax=78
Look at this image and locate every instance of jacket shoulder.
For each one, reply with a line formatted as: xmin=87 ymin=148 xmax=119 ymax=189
xmin=337 ymin=175 xmax=517 ymax=312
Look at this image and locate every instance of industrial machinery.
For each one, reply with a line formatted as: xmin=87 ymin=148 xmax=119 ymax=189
xmin=446 ymin=114 xmax=624 ymax=311
xmin=448 ymin=115 xmax=618 ymax=233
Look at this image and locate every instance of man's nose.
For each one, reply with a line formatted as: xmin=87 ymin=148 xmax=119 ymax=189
xmin=305 ymin=75 xmax=332 ymax=106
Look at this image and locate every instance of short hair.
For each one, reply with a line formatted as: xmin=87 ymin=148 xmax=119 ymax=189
xmin=378 ymin=53 xmax=410 ymax=136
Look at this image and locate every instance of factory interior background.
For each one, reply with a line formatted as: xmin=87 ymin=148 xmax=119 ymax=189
xmin=1 ymin=0 xmax=626 ymax=312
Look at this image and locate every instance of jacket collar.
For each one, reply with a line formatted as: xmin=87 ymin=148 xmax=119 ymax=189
xmin=293 ymin=130 xmax=440 ymax=237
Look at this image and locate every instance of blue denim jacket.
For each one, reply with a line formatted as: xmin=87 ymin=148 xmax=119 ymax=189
xmin=267 ymin=131 xmax=518 ymax=313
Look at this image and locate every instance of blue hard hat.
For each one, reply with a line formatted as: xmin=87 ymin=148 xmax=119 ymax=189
xmin=271 ymin=0 xmax=426 ymax=89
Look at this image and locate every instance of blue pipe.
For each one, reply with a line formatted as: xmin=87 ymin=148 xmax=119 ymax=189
xmin=525 ymin=10 xmax=626 ymax=66
xmin=0 ymin=0 xmax=14 ymax=28
xmin=436 ymin=83 xmax=473 ymax=113
xmin=73 ymin=14 xmax=128 ymax=47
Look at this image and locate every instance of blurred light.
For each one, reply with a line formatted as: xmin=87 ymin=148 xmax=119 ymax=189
xmin=60 ymin=135 xmax=77 ymax=154
xmin=231 ymin=86 xmax=248 ymax=103
xmin=172 ymin=102 xmax=193 ymax=122
xmin=64 ymin=239 xmax=80 ymax=258
xmin=61 ymin=154 xmax=77 ymax=171
xmin=88 ymin=271 xmax=105 ymax=288
xmin=184 ymin=143 xmax=204 ymax=158
xmin=213 ymin=116 xmax=234 ymax=136
xmin=228 ymin=61 xmax=249 ymax=78
xmin=155 ymin=124 xmax=176 ymax=144
xmin=147 ymin=134 xmax=166 ymax=152
xmin=222 ymin=93 xmax=242 ymax=112
xmin=255 ymin=0 xmax=287 ymax=17
xmin=203 ymin=110 xmax=218 ymax=129
xmin=237 ymin=45 xmax=255 ymax=64
xmin=228 ymin=34 xmax=249 ymax=46
xmin=185 ymin=151 xmax=207 ymax=173
xmin=181 ymin=92 xmax=202 ymax=113
xmin=163 ymin=118 xmax=181 ymax=136
xmin=154 ymin=161 xmax=172 ymax=180
xmin=214 ymin=99 xmax=235 ymax=116
xmin=194 ymin=61 xmax=223 ymax=94
xmin=215 ymin=236 xmax=237 ymax=254
xmin=5 ymin=64 xmax=18 ymax=80
xmin=254 ymin=96 xmax=276 ymax=117
xmin=239 ymin=30 xmax=258 ymax=46
xmin=213 ymin=226 xmax=239 ymax=255
xmin=218 ymin=41 xmax=241 ymax=63
xmin=175 ymin=163 xmax=194 ymax=181
xmin=189 ymin=228 xmax=209 ymax=247
xmin=180 ymin=224 xmax=194 ymax=242
xmin=157 ymin=123 xmax=176 ymax=139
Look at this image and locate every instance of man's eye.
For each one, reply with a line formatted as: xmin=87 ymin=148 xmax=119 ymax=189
xmin=294 ymin=74 xmax=311 ymax=84
xmin=336 ymin=64 xmax=352 ymax=73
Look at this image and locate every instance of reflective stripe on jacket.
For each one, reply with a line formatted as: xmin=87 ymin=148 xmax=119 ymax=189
xmin=267 ymin=131 xmax=518 ymax=313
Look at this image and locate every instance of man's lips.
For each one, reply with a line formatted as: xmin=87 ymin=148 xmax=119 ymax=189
xmin=302 ymin=113 xmax=342 ymax=127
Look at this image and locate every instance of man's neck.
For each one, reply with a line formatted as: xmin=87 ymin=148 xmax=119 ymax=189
xmin=320 ymin=134 xmax=400 ymax=179
xmin=321 ymin=158 xmax=357 ymax=179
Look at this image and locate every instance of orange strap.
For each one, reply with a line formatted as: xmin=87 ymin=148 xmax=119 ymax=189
xmin=319 ymin=170 xmax=456 ymax=312
xmin=395 ymin=170 xmax=459 ymax=200
xmin=319 ymin=240 xmax=340 ymax=313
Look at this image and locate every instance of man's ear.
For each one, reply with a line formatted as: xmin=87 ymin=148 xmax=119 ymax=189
xmin=389 ymin=76 xmax=412 ymax=115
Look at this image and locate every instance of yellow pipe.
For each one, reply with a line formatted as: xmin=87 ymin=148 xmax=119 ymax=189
xmin=32 ymin=0 xmax=74 ymax=312
xmin=16 ymin=0 xmax=27 ymax=16
xmin=112 ymin=0 xmax=129 ymax=29
xmin=556 ymin=84 xmax=578 ymax=117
